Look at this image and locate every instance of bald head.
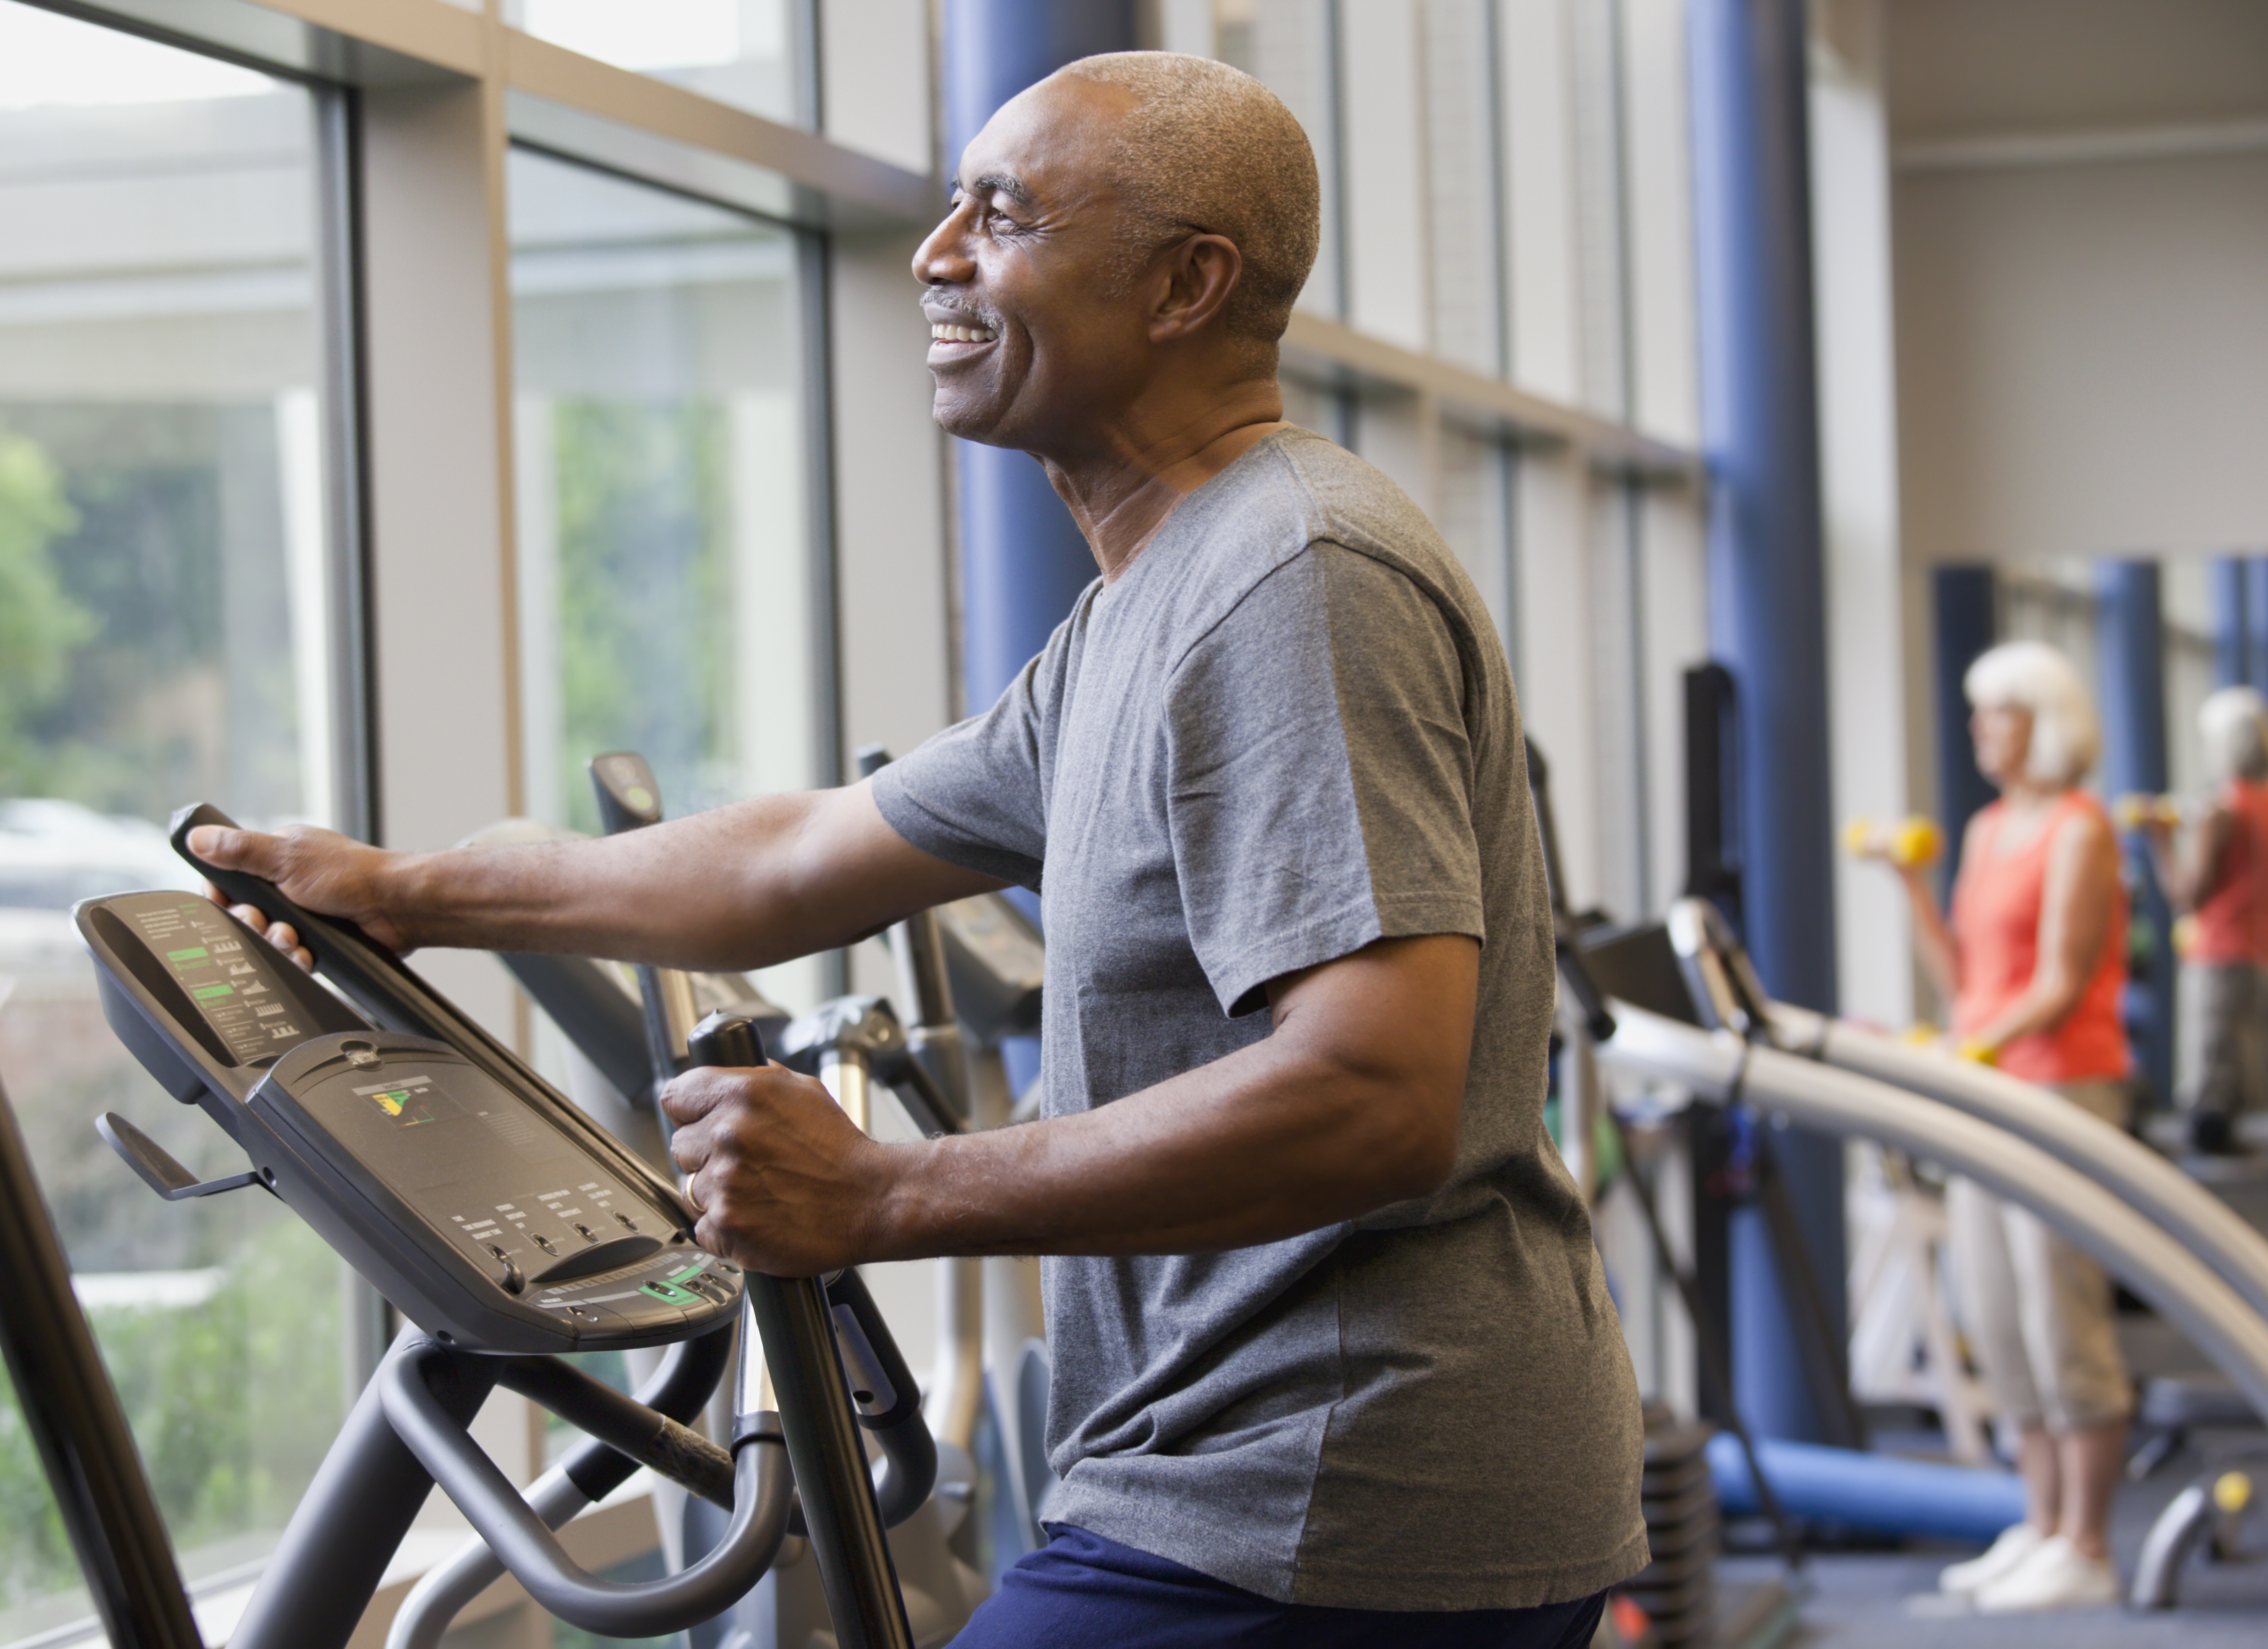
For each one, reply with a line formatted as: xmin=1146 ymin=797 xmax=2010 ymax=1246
xmin=1048 ymin=52 xmax=1321 ymax=354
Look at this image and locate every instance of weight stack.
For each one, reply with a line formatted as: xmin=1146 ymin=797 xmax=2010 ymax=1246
xmin=1622 ymin=1409 xmax=1720 ymax=1648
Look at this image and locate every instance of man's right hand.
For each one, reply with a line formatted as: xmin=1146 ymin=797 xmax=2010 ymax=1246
xmin=188 ymin=823 xmax=419 ymax=970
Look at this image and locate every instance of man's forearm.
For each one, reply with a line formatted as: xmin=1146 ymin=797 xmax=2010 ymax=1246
xmin=862 ymin=1035 xmax=1455 ymax=1260
xmin=377 ymin=783 xmax=995 ymax=971
xmin=393 ymin=795 xmax=827 ymax=966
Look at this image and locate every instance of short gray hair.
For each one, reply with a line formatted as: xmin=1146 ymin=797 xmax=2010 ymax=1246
xmin=2201 ymin=685 xmax=2268 ymax=783
xmin=1964 ymin=640 xmax=2101 ymax=786
xmin=1053 ymin=51 xmax=1320 ymax=357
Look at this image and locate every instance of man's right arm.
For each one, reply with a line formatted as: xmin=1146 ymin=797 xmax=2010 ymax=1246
xmin=190 ymin=779 xmax=1008 ymax=970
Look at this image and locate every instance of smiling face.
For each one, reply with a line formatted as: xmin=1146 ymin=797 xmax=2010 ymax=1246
xmin=1971 ymin=701 xmax=2035 ymax=788
xmin=913 ymin=77 xmax=1167 ymax=455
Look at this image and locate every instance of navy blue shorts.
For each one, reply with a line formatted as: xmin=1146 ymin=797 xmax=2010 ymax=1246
xmin=947 ymin=1526 xmax=1608 ymax=1647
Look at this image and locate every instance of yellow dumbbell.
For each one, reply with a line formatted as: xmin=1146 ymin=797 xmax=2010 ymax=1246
xmin=2113 ymin=792 xmax=2182 ymax=830
xmin=1843 ymin=816 xmax=1945 ymax=869
xmin=2173 ymin=912 xmax=2201 ymax=962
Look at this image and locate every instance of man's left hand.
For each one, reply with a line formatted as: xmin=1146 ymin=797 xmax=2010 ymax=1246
xmin=660 ymin=1063 xmax=898 ymax=1275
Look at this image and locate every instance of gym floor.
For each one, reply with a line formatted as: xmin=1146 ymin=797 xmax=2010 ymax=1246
xmin=1715 ymin=1422 xmax=2268 ymax=1647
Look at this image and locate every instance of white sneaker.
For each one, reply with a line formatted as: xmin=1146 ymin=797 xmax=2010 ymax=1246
xmin=1939 ymin=1523 xmax=2046 ymax=1595
xmin=1973 ymin=1534 xmax=2120 ymax=1613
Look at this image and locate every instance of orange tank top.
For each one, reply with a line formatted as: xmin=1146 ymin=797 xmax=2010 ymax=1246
xmin=1950 ymin=792 xmax=2130 ymax=1084
xmin=2193 ymin=779 xmax=2268 ymax=966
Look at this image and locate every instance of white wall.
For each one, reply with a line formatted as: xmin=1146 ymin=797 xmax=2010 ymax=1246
xmin=1338 ymin=0 xmax=1428 ymax=349
xmin=1893 ymin=147 xmax=2268 ymax=563
xmin=1811 ymin=0 xmax=1914 ymax=1029
xmin=1500 ymin=0 xmax=1583 ymax=403
xmin=1886 ymin=0 xmax=2268 ymax=565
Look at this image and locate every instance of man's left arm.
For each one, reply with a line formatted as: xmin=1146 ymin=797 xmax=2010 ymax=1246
xmin=662 ymin=930 xmax=1477 ymax=1273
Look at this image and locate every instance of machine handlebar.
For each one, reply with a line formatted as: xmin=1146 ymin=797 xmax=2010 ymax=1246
xmin=168 ymin=803 xmax=694 ymax=1228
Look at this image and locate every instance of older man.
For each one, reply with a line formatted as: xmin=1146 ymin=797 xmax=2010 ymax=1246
xmin=198 ymin=53 xmax=1643 ymax=1646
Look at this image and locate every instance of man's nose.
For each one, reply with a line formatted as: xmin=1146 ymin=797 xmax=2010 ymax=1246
xmin=913 ymin=209 xmax=977 ymax=285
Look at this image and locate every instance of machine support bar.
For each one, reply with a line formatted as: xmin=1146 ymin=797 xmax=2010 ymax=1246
xmin=232 ymin=1328 xmax=493 ymax=1649
xmin=749 ymin=1277 xmax=916 ymax=1649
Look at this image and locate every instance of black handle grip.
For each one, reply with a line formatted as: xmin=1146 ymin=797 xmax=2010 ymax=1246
xmin=589 ymin=752 xmax=663 ymax=835
xmin=172 ymin=802 xmax=390 ymax=960
xmin=686 ymin=1012 xmax=765 ymax=1070
xmin=824 ymin=1268 xmax=936 ymax=1525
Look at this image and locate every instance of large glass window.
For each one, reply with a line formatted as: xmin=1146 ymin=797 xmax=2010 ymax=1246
xmin=1421 ymin=0 xmax=1507 ymax=377
xmin=1215 ymin=0 xmax=1344 ymax=318
xmin=509 ymin=147 xmax=825 ymax=1011
xmin=0 ymin=3 xmax=352 ymax=1635
xmin=1435 ymin=424 xmax=1519 ymax=669
xmin=510 ymin=0 xmax=811 ymax=126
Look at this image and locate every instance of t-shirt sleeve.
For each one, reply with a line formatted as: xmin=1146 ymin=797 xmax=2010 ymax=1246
xmin=870 ymin=639 xmax=1057 ymax=890
xmin=1167 ymin=543 xmax=1485 ymax=1017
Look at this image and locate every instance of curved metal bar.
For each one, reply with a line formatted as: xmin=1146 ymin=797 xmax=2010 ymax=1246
xmin=385 ymin=1466 xmax=589 ymax=1649
xmin=386 ymin=1325 xmax=737 ymax=1649
xmin=1597 ymin=1004 xmax=2268 ymax=1422
xmin=380 ymin=1341 xmax=790 ymax=1637
xmin=1770 ymin=1004 xmax=2268 ymax=1323
xmin=494 ymin=1356 xmax=734 ymax=1508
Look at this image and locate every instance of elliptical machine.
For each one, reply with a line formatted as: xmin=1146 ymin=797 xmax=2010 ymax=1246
xmin=52 ymin=801 xmax=945 ymax=1648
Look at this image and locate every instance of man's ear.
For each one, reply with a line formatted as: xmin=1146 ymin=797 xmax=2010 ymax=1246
xmin=1149 ymin=233 xmax=1243 ymax=343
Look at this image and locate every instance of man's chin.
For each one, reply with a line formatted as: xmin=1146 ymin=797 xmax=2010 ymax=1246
xmin=929 ymin=394 xmax=1018 ymax=448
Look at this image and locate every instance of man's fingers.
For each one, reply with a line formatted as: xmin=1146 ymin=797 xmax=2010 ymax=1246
xmin=222 ymin=903 xmax=314 ymax=973
xmin=659 ymin=1068 xmax=734 ymax=1126
xmin=186 ymin=823 xmax=270 ymax=870
xmin=228 ymin=905 xmax=297 ymax=951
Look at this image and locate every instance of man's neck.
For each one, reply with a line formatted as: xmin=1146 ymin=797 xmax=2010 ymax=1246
xmin=1040 ymin=383 xmax=1290 ymax=581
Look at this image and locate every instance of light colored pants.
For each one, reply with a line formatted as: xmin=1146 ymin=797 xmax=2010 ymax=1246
xmin=1946 ymin=1078 xmax=2134 ymax=1433
xmin=2194 ymin=961 xmax=2267 ymax=1119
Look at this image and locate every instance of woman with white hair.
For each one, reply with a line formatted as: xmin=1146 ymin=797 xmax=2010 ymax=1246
xmin=2141 ymin=684 xmax=2268 ymax=1153
xmin=1859 ymin=638 xmax=2131 ymax=1612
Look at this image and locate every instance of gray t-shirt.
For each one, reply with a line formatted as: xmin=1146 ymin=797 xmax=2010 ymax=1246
xmin=872 ymin=428 xmax=1645 ymax=1611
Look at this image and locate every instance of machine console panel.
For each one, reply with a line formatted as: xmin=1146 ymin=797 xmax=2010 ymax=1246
xmin=76 ymin=891 xmax=739 ymax=1354
xmin=82 ymin=892 xmax=364 ymax=1099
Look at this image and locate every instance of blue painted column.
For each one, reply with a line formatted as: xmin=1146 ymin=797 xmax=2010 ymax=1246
xmin=1932 ymin=566 xmax=2000 ymax=890
xmin=2098 ymin=559 xmax=2174 ymax=1107
xmin=2247 ymin=557 xmax=2268 ymax=699
xmin=2210 ymin=556 xmax=2248 ymax=688
xmin=942 ymin=0 xmax=1139 ymax=714
xmin=1688 ymin=0 xmax=1844 ymax=1442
